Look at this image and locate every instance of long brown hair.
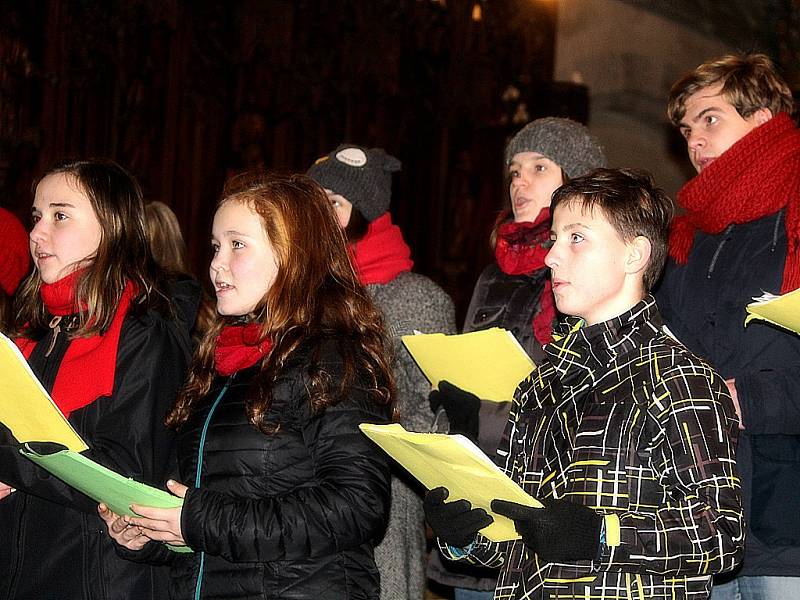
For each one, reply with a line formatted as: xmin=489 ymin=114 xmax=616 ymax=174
xmin=166 ymin=172 xmax=394 ymax=432
xmin=13 ymin=158 xmax=169 ymax=337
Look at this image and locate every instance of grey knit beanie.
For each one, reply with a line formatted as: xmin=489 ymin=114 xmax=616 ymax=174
xmin=307 ymin=144 xmax=402 ymax=222
xmin=504 ymin=117 xmax=606 ymax=178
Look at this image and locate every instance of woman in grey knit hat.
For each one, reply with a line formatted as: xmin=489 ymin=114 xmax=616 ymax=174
xmin=426 ymin=117 xmax=606 ymax=600
xmin=308 ymin=144 xmax=456 ymax=600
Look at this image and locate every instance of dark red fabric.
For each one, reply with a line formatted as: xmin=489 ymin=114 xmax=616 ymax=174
xmin=350 ymin=212 xmax=413 ymax=286
xmin=669 ymin=112 xmax=800 ymax=293
xmin=15 ymin=271 xmax=136 ymax=418
xmin=494 ymin=207 xmax=555 ymax=345
xmin=495 ymin=208 xmax=551 ymax=276
xmin=214 ymin=323 xmax=273 ymax=376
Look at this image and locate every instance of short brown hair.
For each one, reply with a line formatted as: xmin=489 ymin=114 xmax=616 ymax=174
xmin=551 ymin=168 xmax=674 ymax=291
xmin=667 ymin=53 xmax=794 ymax=126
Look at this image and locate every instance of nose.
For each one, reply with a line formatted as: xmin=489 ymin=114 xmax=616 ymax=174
xmin=209 ymin=250 xmax=227 ymax=276
xmin=687 ymin=129 xmax=705 ymax=151
xmin=544 ymin=243 xmax=559 ymax=269
xmin=510 ymin=173 xmax=529 ymax=190
xmin=29 ymin=219 xmax=47 ymax=246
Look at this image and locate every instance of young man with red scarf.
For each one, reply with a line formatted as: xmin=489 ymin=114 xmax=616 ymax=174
xmin=656 ymin=53 xmax=800 ymax=600
xmin=308 ymin=145 xmax=457 ymax=600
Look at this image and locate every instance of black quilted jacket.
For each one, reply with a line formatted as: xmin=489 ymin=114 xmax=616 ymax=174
xmin=134 ymin=337 xmax=392 ymax=600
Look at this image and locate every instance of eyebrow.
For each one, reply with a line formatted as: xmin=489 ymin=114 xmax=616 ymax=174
xmin=31 ymin=202 xmax=76 ymax=212
xmin=551 ymin=222 xmax=591 ymax=234
xmin=680 ymin=106 xmax=722 ymax=128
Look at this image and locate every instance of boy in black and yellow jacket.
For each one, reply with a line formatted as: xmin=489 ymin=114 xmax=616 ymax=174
xmin=425 ymin=168 xmax=744 ymax=600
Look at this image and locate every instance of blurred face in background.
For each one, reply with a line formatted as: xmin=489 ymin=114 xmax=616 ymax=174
xmin=324 ymin=189 xmax=353 ymax=229
xmin=30 ymin=173 xmax=103 ymax=284
xmin=508 ymin=152 xmax=564 ymax=223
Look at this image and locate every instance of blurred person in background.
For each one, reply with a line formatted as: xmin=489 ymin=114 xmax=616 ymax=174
xmin=0 ymin=207 xmax=30 ymax=332
xmin=308 ymin=144 xmax=456 ymax=600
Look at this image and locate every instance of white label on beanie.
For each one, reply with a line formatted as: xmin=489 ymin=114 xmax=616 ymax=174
xmin=335 ymin=147 xmax=367 ymax=167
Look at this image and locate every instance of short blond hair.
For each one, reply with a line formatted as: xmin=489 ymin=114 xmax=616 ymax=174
xmin=667 ymin=53 xmax=794 ymax=125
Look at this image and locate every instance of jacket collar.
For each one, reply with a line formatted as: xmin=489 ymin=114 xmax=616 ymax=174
xmin=549 ymin=295 xmax=662 ymax=369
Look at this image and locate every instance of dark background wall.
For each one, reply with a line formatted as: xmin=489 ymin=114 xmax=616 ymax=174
xmin=2 ymin=0 xmax=798 ymax=321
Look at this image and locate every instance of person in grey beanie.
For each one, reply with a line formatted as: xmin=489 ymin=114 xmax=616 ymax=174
xmin=426 ymin=118 xmax=606 ymax=600
xmin=308 ymin=144 xmax=456 ymax=600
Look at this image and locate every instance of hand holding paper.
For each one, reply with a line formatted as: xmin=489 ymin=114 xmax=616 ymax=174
xmin=424 ymin=486 xmax=492 ymax=548
xmin=492 ymin=498 xmax=604 ymax=562
xmin=402 ymin=328 xmax=534 ymax=402
xmin=359 ymin=423 xmax=540 ymax=541
xmin=98 ymin=504 xmax=150 ymax=551
xmin=127 ymin=479 xmax=188 ymax=548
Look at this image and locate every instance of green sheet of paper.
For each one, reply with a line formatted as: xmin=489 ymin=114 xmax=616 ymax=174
xmin=360 ymin=423 xmax=540 ymax=542
xmin=745 ymin=288 xmax=800 ymax=334
xmin=401 ymin=328 xmax=535 ymax=402
xmin=21 ymin=444 xmax=191 ymax=553
xmin=0 ymin=333 xmax=87 ymax=451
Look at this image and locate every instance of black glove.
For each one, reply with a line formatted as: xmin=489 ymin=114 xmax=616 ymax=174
xmin=428 ymin=380 xmax=480 ymax=443
xmin=491 ymin=498 xmax=603 ymax=562
xmin=424 ymin=486 xmax=493 ymax=548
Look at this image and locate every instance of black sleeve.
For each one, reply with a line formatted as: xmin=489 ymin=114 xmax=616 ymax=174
xmin=180 ymin=378 xmax=392 ymax=562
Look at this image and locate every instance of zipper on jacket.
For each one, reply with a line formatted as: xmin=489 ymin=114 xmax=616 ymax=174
xmin=706 ymin=224 xmax=735 ymax=279
xmin=193 ymin=374 xmax=235 ymax=600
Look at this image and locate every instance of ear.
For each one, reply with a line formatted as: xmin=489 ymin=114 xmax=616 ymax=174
xmin=625 ymin=236 xmax=652 ymax=277
xmin=748 ymin=107 xmax=773 ymax=127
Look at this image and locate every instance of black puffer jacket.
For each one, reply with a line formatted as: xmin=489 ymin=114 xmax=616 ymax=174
xmin=656 ymin=209 xmax=800 ymax=577
xmin=0 ymin=279 xmax=198 ymax=600
xmin=133 ymin=337 xmax=392 ymax=599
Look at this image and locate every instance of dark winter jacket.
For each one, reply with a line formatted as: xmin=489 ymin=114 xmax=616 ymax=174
xmin=129 ymin=337 xmax=392 ymax=600
xmin=0 ymin=279 xmax=198 ymax=600
xmin=464 ymin=262 xmax=549 ymax=363
xmin=444 ymin=297 xmax=743 ymax=599
xmin=656 ymin=208 xmax=800 ymax=577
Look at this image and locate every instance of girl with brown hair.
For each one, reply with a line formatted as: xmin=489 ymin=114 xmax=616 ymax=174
xmin=101 ymin=172 xmax=394 ymax=599
xmin=0 ymin=158 xmax=197 ymax=600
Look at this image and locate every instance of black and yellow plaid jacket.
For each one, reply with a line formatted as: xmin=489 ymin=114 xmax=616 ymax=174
xmin=444 ymin=296 xmax=744 ymax=599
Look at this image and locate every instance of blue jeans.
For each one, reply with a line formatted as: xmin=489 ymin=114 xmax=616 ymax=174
xmin=711 ymin=576 xmax=800 ymax=600
xmin=454 ymin=589 xmax=494 ymax=600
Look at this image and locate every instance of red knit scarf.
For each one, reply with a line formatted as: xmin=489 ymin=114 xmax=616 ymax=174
xmin=669 ymin=112 xmax=800 ymax=293
xmin=494 ymin=207 xmax=555 ymax=345
xmin=350 ymin=212 xmax=413 ymax=286
xmin=15 ymin=270 xmax=136 ymax=418
xmin=214 ymin=323 xmax=272 ymax=376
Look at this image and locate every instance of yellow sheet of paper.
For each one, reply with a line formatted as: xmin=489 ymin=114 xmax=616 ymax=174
xmin=745 ymin=288 xmax=800 ymax=334
xmin=0 ymin=333 xmax=87 ymax=451
xmin=401 ymin=328 xmax=534 ymax=402
xmin=360 ymin=423 xmax=540 ymax=542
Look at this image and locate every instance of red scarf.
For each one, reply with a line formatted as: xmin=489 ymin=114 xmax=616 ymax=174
xmin=350 ymin=212 xmax=413 ymax=286
xmin=214 ymin=323 xmax=272 ymax=376
xmin=15 ymin=271 xmax=136 ymax=418
xmin=669 ymin=112 xmax=800 ymax=293
xmin=494 ymin=208 xmax=555 ymax=345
